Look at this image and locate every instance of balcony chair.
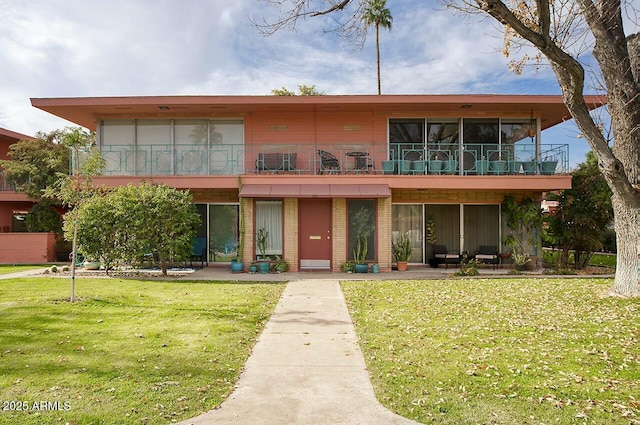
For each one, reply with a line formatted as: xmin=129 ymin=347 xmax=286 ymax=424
xmin=433 ymin=244 xmax=460 ymax=269
xmin=475 ymin=245 xmax=498 ymax=269
xmin=317 ymin=150 xmax=340 ymax=174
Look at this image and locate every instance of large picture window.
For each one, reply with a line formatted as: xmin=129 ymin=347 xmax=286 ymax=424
xmin=208 ymin=204 xmax=239 ymax=262
xmin=392 ymin=204 xmax=423 ymax=263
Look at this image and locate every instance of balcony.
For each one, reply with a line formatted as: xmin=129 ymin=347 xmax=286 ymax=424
xmin=93 ymin=143 xmax=569 ymax=177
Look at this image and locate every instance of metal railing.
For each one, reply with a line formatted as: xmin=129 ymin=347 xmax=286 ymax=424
xmin=88 ymin=143 xmax=569 ymax=177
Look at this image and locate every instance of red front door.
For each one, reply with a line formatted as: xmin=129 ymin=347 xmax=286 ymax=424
xmin=299 ymin=199 xmax=332 ymax=270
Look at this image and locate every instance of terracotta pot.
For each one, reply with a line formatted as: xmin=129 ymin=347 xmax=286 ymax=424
xmin=396 ymin=261 xmax=408 ymax=271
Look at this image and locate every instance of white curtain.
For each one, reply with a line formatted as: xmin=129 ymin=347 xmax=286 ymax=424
xmin=255 ymin=201 xmax=283 ymax=255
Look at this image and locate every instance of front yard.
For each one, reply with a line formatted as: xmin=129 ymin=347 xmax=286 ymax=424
xmin=0 ymin=277 xmax=284 ymax=425
xmin=342 ymin=278 xmax=639 ymax=424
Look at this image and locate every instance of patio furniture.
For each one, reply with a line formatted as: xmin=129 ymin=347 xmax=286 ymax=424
xmin=346 ymin=151 xmax=374 ymax=173
xmin=475 ymin=245 xmax=498 ymax=269
xmin=190 ymin=237 xmax=207 ymax=268
xmin=318 ymin=150 xmax=340 ymax=174
xmin=433 ymin=244 xmax=460 ymax=269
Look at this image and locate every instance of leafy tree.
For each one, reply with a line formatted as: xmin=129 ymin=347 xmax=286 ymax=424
xmin=69 ymin=182 xmax=200 ymax=276
xmin=546 ymin=152 xmax=614 ymax=269
xmin=46 ymin=127 xmax=105 ymax=302
xmin=0 ymin=130 xmax=69 ymax=200
xmin=253 ymin=0 xmax=640 ymax=297
xmin=362 ymin=0 xmax=393 ymax=95
xmin=271 ymin=84 xmax=325 ymax=95
xmin=25 ymin=201 xmax=62 ymax=234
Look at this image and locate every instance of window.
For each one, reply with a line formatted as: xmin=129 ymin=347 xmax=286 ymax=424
xmin=101 ymin=120 xmax=135 ymax=175
xmin=138 ymin=120 xmax=172 ymax=175
xmin=389 ymin=119 xmax=424 ymax=163
xmin=392 ymin=204 xmax=423 ymax=263
xmin=255 ymin=201 xmax=283 ymax=256
xmin=209 ymin=204 xmax=240 ymax=262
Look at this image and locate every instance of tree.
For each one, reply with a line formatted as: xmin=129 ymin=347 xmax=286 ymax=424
xmin=362 ymin=0 xmax=393 ymax=95
xmin=271 ymin=84 xmax=325 ymax=95
xmin=546 ymin=152 xmax=614 ymax=269
xmin=0 ymin=130 xmax=69 ymax=199
xmin=46 ymin=127 xmax=105 ymax=302
xmin=253 ymin=0 xmax=640 ymax=297
xmin=69 ymin=182 xmax=200 ymax=276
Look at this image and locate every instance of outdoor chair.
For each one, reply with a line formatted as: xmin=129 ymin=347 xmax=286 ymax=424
xmin=317 ymin=150 xmax=340 ymax=174
xmin=433 ymin=244 xmax=460 ymax=269
xmin=474 ymin=245 xmax=498 ymax=269
xmin=189 ymin=237 xmax=207 ymax=269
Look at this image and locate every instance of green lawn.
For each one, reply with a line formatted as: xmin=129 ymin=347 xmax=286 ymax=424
xmin=0 ymin=265 xmax=49 ymax=276
xmin=343 ymin=278 xmax=639 ymax=425
xmin=0 ymin=277 xmax=284 ymax=425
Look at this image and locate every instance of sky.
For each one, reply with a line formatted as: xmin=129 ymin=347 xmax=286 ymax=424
xmin=1 ymin=0 xmax=637 ymax=167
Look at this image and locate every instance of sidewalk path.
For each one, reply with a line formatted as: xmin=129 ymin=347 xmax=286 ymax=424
xmin=178 ymin=279 xmax=421 ymax=425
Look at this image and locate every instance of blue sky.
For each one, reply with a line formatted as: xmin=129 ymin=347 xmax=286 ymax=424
xmin=0 ymin=0 xmax=635 ymax=167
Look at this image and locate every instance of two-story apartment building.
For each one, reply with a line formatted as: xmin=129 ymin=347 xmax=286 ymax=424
xmin=31 ymin=94 xmax=605 ymax=272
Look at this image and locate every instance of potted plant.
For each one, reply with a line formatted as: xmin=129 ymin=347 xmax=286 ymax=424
xmin=540 ymin=154 xmax=558 ymax=175
xmin=273 ymin=256 xmax=289 ymax=272
xmin=428 ymin=150 xmax=446 ymax=174
xmin=489 ymin=152 xmax=508 ymax=174
xmin=231 ymin=191 xmax=245 ymax=272
xmin=353 ymin=237 xmax=369 ymax=273
xmin=256 ymin=227 xmax=271 ymax=273
xmin=392 ymin=232 xmax=412 ymax=271
xmin=249 ymin=261 xmax=258 ymax=273
xmin=521 ymin=156 xmax=537 ymax=175
xmin=425 ymin=214 xmax=438 ymax=267
xmin=340 ymin=261 xmax=355 ymax=273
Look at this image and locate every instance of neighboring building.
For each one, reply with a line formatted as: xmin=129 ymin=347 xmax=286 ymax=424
xmin=0 ymin=127 xmax=35 ymax=233
xmin=0 ymin=128 xmax=57 ymax=264
xmin=31 ymin=94 xmax=605 ymax=271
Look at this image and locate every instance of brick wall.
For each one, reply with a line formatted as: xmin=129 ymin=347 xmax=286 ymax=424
xmin=332 ymin=198 xmax=347 ymax=271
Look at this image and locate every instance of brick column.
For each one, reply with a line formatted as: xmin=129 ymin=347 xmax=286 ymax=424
xmin=332 ymin=198 xmax=347 ymax=271
xmin=377 ymin=197 xmax=392 ymax=271
xmin=284 ymin=198 xmax=299 ymax=271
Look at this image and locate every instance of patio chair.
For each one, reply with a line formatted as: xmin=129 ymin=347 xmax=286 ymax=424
xmin=317 ymin=150 xmax=340 ymax=174
xmin=475 ymin=245 xmax=498 ymax=269
xmin=433 ymin=244 xmax=460 ymax=269
xmin=190 ymin=237 xmax=207 ymax=269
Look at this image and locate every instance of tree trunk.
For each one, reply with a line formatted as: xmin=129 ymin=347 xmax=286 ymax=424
xmin=477 ymin=0 xmax=639 ymax=296
xmin=376 ymin=23 xmax=381 ymax=95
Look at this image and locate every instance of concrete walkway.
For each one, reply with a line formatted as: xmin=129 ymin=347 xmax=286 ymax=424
xmin=177 ymin=279 xmax=421 ymax=425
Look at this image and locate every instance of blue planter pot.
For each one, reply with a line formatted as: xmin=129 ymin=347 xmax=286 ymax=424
xmin=258 ymin=261 xmax=271 ymax=274
xmin=230 ymin=260 xmax=244 ymax=272
xmin=370 ymin=264 xmax=380 ymax=273
xmin=354 ymin=263 xmax=368 ymax=274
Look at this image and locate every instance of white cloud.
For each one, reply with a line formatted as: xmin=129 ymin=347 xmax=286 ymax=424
xmin=0 ymin=0 xmax=605 ymax=170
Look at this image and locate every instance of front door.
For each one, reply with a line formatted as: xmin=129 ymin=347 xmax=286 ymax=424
xmin=299 ymin=199 xmax=332 ymax=270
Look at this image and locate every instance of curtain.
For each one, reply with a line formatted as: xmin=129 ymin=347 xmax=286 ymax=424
xmin=255 ymin=201 xmax=283 ymax=255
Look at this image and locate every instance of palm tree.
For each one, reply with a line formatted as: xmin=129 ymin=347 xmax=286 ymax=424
xmin=362 ymin=0 xmax=393 ymax=95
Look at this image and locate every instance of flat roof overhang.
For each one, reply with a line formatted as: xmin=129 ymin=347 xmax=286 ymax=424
xmin=90 ymin=174 xmax=571 ymax=192
xmin=239 ymin=183 xmax=391 ymax=198
xmin=30 ymin=94 xmax=606 ymax=131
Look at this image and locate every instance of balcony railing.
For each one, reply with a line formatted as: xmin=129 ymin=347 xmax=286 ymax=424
xmin=90 ymin=143 xmax=569 ymax=177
